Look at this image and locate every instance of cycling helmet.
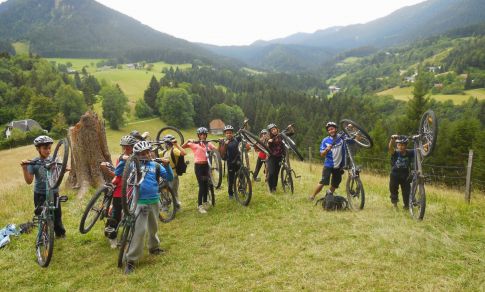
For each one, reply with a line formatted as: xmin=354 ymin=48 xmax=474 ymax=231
xmin=130 ymin=130 xmax=143 ymax=141
xmin=325 ymin=121 xmax=338 ymax=130
xmin=163 ymin=134 xmax=176 ymax=143
xmin=133 ymin=141 xmax=152 ymax=153
xmin=223 ymin=125 xmax=234 ymax=132
xmin=267 ymin=123 xmax=277 ymax=131
xmin=120 ymin=135 xmax=137 ymax=146
xmin=260 ymin=129 xmax=268 ymax=134
xmin=33 ymin=135 xmax=54 ymax=146
xmin=196 ymin=127 xmax=208 ymax=135
xmin=396 ymin=135 xmax=409 ymax=144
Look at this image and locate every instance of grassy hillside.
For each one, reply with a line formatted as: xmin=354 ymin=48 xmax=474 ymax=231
xmin=12 ymin=41 xmax=29 ymax=55
xmin=0 ymin=119 xmax=484 ymax=290
xmin=48 ymin=58 xmax=191 ymax=102
xmin=377 ymin=86 xmax=485 ymax=104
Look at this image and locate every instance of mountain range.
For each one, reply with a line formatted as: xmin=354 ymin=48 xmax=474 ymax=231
xmin=0 ymin=0 xmax=484 ymax=72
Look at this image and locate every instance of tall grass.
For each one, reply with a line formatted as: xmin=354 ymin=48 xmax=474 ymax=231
xmin=0 ymin=120 xmax=484 ymax=290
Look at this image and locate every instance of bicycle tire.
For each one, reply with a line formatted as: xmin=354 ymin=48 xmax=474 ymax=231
xmin=49 ymin=138 xmax=69 ymax=189
xmin=234 ymin=167 xmax=252 ymax=206
xmin=280 ymin=133 xmax=304 ymax=161
xmin=240 ymin=129 xmax=270 ymax=156
xmin=155 ymin=126 xmax=185 ymax=157
xmin=346 ymin=174 xmax=365 ymax=210
xmin=36 ymin=219 xmax=54 ymax=267
xmin=209 ymin=150 xmax=223 ymax=189
xmin=121 ymin=155 xmax=141 ymax=216
xmin=418 ymin=110 xmax=438 ymax=157
xmin=207 ymin=184 xmax=216 ymax=207
xmin=159 ymin=184 xmax=177 ymax=223
xmin=340 ymin=119 xmax=373 ymax=149
xmin=79 ymin=185 xmax=112 ymax=234
xmin=409 ymin=180 xmax=426 ymax=220
xmin=117 ymin=222 xmax=133 ymax=268
xmin=280 ymin=161 xmax=294 ymax=194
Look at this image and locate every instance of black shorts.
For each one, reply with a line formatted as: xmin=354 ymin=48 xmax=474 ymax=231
xmin=319 ymin=167 xmax=344 ymax=188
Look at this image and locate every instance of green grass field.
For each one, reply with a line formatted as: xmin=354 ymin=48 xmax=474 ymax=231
xmin=12 ymin=42 xmax=29 ymax=55
xmin=0 ymin=119 xmax=484 ymax=290
xmin=378 ymin=86 xmax=485 ymax=104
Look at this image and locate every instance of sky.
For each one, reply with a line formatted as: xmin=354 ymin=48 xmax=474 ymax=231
xmin=1 ymin=0 xmax=427 ymax=46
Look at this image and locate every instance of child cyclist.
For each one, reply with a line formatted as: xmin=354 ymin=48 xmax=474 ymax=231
xmin=124 ymin=141 xmax=173 ymax=274
xmin=253 ymin=129 xmax=269 ymax=182
xmin=182 ymin=127 xmax=216 ymax=214
xmin=309 ymin=121 xmax=347 ymax=201
xmin=265 ymin=123 xmax=285 ymax=193
xmin=219 ymin=125 xmax=249 ymax=200
xmin=162 ymin=134 xmax=186 ymax=209
xmin=20 ymin=135 xmax=66 ymax=238
xmin=100 ymin=135 xmax=137 ymax=248
xmin=388 ymin=135 xmax=414 ymax=209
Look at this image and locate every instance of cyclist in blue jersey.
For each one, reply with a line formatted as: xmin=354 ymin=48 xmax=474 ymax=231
xmin=308 ymin=122 xmax=346 ymax=201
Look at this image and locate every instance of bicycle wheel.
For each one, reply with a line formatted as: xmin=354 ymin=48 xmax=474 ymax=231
xmin=79 ymin=185 xmax=112 ymax=234
xmin=281 ymin=133 xmax=304 ymax=161
xmin=209 ymin=150 xmax=223 ymax=189
xmin=121 ymin=155 xmax=141 ymax=216
xmin=234 ymin=168 xmax=252 ymax=206
xmin=340 ymin=119 xmax=373 ymax=149
xmin=36 ymin=218 xmax=54 ymax=267
xmin=49 ymin=138 xmax=69 ymax=189
xmin=418 ymin=110 xmax=438 ymax=157
xmin=346 ymin=174 xmax=365 ymax=210
xmin=159 ymin=184 xmax=177 ymax=222
xmin=240 ymin=129 xmax=269 ymax=156
xmin=207 ymin=184 xmax=216 ymax=207
xmin=117 ymin=220 xmax=134 ymax=268
xmin=155 ymin=126 xmax=184 ymax=155
xmin=409 ymin=180 xmax=426 ymax=220
xmin=280 ymin=161 xmax=294 ymax=194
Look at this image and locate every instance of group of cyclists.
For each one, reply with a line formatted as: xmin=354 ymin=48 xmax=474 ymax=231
xmin=20 ymin=118 xmax=421 ymax=274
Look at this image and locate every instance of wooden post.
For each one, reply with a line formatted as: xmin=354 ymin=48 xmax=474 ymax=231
xmin=309 ymin=146 xmax=312 ymax=171
xmin=465 ymin=149 xmax=473 ymax=203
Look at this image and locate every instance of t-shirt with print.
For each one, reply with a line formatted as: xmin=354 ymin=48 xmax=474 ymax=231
xmin=27 ymin=157 xmax=59 ymax=194
xmin=391 ymin=149 xmax=415 ymax=175
xmin=320 ymin=136 xmax=346 ymax=169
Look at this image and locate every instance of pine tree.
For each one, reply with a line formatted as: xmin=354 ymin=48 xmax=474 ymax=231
xmin=143 ymin=75 xmax=160 ymax=113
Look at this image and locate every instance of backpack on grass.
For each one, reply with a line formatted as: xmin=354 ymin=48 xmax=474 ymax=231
xmin=315 ymin=192 xmax=349 ymax=211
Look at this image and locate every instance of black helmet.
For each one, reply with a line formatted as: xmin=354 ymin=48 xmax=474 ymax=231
xmin=223 ymin=125 xmax=234 ymax=133
xmin=325 ymin=121 xmax=338 ymax=130
xmin=120 ymin=135 xmax=137 ymax=146
xmin=130 ymin=130 xmax=143 ymax=141
xmin=163 ymin=134 xmax=176 ymax=143
xmin=267 ymin=123 xmax=277 ymax=131
xmin=133 ymin=141 xmax=152 ymax=153
xmin=33 ymin=135 xmax=54 ymax=146
xmin=196 ymin=127 xmax=208 ymax=135
xmin=396 ymin=135 xmax=409 ymax=144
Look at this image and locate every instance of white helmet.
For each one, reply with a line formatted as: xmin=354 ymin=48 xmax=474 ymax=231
xmin=133 ymin=141 xmax=152 ymax=153
xmin=33 ymin=135 xmax=54 ymax=146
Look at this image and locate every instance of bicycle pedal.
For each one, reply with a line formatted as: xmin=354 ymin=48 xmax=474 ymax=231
xmin=59 ymin=196 xmax=69 ymax=202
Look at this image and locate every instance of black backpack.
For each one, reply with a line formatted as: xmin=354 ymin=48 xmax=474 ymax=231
xmin=315 ymin=192 xmax=349 ymax=211
xmin=170 ymin=148 xmax=187 ymax=176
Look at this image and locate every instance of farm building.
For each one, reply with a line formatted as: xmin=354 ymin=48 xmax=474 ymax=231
xmin=4 ymin=119 xmax=45 ymax=139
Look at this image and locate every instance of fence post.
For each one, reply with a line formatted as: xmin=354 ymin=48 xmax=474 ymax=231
xmin=465 ymin=149 xmax=473 ymax=203
xmin=309 ymin=146 xmax=312 ymax=171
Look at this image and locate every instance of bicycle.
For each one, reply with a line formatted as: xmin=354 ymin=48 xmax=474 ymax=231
xmin=408 ymin=110 xmax=438 ymax=220
xmin=25 ymin=138 xmax=69 ymax=267
xmin=277 ymin=124 xmax=304 ymax=194
xmin=338 ymin=119 xmax=373 ymax=210
xmin=229 ymin=120 xmax=269 ymax=206
xmin=154 ymin=126 xmax=185 ymax=158
xmin=79 ymin=181 xmax=115 ymax=234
